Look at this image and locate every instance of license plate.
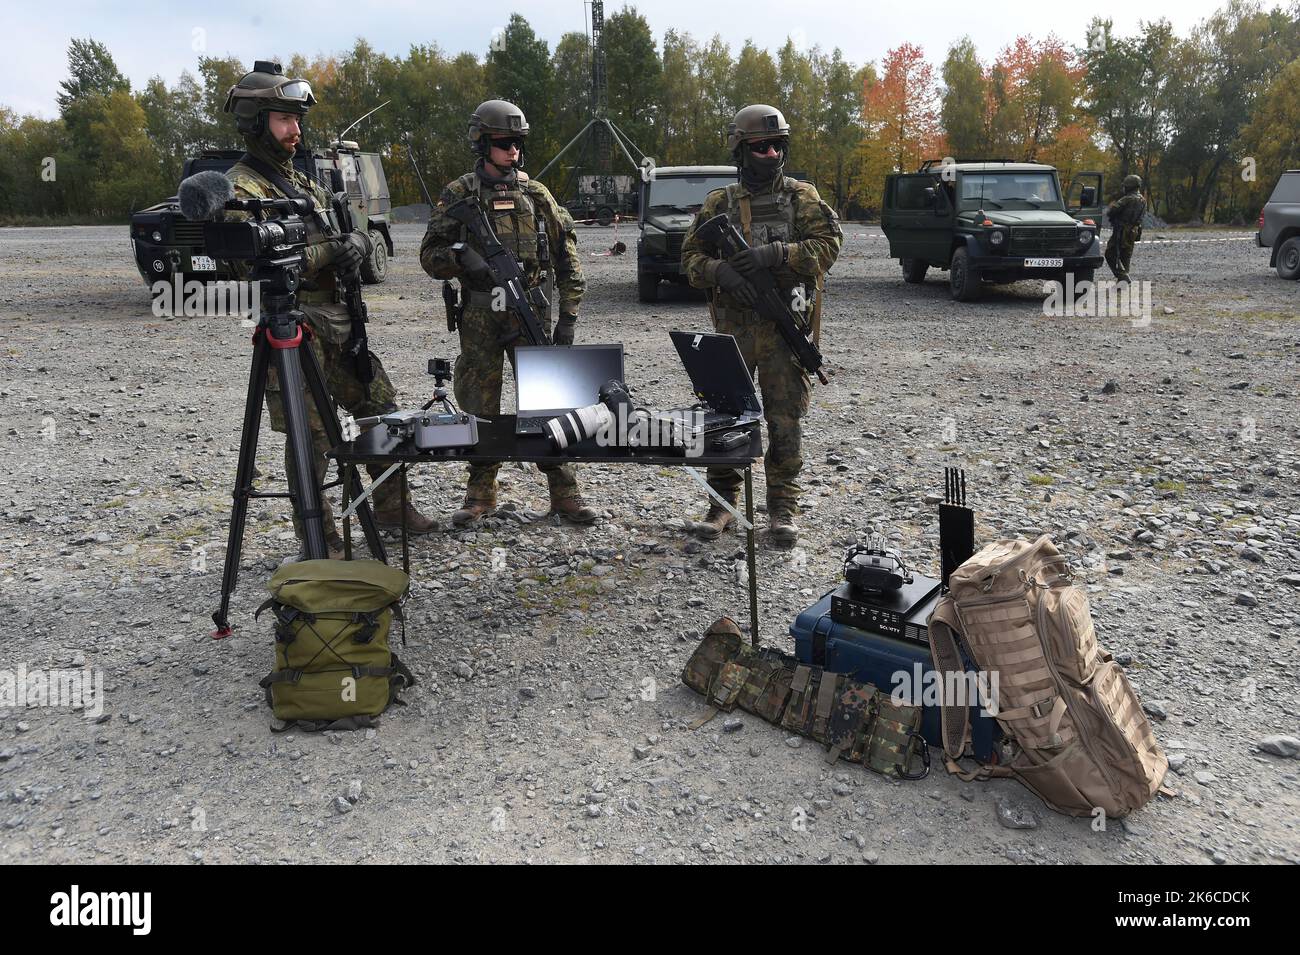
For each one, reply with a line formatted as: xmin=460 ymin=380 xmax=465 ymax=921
xmin=191 ymin=255 xmax=216 ymax=271
xmin=1023 ymin=257 xmax=1063 ymax=268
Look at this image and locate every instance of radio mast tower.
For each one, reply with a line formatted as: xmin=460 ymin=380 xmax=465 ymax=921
xmin=536 ymin=0 xmax=651 ymax=224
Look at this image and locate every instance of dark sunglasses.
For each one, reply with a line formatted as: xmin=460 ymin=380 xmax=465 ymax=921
xmin=748 ymin=139 xmax=784 ymax=154
xmin=490 ymin=136 xmax=524 ymax=151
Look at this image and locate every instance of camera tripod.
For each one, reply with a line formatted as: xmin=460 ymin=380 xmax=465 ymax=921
xmin=211 ymin=259 xmax=387 ymax=636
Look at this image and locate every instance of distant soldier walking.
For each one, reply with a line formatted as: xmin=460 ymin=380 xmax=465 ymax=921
xmin=1105 ymin=174 xmax=1146 ymax=283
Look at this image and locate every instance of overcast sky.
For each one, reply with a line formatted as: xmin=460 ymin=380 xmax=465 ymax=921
xmin=3 ymin=0 xmax=1240 ymax=118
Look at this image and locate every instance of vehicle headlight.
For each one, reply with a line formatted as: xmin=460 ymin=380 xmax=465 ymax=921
xmin=988 ymin=228 xmax=1007 ymax=248
xmin=152 ymin=231 xmax=163 ymax=243
xmin=1078 ymin=228 xmax=1094 ymax=246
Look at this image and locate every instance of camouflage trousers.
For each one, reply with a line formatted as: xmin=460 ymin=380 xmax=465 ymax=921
xmin=265 ymin=312 xmax=399 ymax=538
xmin=707 ymin=307 xmax=812 ymax=516
xmin=453 ymin=303 xmax=579 ymax=504
xmin=1104 ymin=226 xmax=1140 ymax=281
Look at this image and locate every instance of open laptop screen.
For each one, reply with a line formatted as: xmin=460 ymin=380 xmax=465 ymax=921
xmin=514 ymin=345 xmax=625 ymax=414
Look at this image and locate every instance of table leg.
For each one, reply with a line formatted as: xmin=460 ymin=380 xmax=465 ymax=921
xmin=745 ymin=466 xmax=758 ymax=647
xmin=341 ymin=464 xmax=353 ymax=560
xmin=400 ymin=462 xmax=410 ymax=576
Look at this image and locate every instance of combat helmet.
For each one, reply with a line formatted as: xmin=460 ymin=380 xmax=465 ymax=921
xmin=1122 ymin=174 xmax=1142 ymax=193
xmin=727 ymin=104 xmax=790 ymax=158
xmin=224 ymin=60 xmax=316 ymax=135
xmin=469 ymin=100 xmax=530 ymax=162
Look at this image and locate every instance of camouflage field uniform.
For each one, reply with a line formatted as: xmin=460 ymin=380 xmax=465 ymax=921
xmin=419 ymin=166 xmax=586 ymax=506
xmin=226 ymin=141 xmax=399 ymax=536
xmin=681 ymin=177 xmax=842 ymax=517
xmin=1104 ymin=191 xmax=1146 ymax=281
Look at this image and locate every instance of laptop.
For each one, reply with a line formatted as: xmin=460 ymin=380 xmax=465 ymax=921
xmin=514 ymin=344 xmax=626 ymax=435
xmin=665 ymin=330 xmax=763 ymax=433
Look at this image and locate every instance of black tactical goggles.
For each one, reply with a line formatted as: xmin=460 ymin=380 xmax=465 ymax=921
xmin=748 ymin=138 xmax=785 ymax=154
xmin=489 ymin=136 xmax=525 ymax=151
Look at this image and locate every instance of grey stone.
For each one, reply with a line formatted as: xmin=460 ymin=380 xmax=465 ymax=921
xmin=996 ymin=798 xmax=1039 ymax=830
xmin=1256 ymin=735 xmax=1300 ymax=758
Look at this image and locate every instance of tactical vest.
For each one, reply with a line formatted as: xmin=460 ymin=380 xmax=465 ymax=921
xmin=722 ymin=177 xmax=803 ymax=301
xmin=455 ymin=171 xmax=551 ymax=281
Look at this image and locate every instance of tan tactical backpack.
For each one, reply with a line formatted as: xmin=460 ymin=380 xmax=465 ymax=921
xmin=928 ymin=536 xmax=1166 ymax=817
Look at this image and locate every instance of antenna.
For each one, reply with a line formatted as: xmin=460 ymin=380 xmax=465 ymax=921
xmin=337 ymin=100 xmax=391 ymax=143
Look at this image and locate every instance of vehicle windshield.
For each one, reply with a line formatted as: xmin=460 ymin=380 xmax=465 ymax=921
xmin=958 ymin=172 xmax=1062 ymax=210
xmin=646 ymin=175 xmax=734 ymax=212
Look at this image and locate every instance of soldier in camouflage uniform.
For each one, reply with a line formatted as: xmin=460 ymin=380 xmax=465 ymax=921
xmin=221 ymin=61 xmax=436 ymax=555
xmin=420 ymin=100 xmax=597 ymax=526
xmin=1104 ymin=174 xmax=1146 ymax=283
xmin=681 ymin=105 xmax=842 ymax=546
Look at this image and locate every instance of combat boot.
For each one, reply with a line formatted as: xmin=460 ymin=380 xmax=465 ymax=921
xmin=451 ymin=494 xmax=496 ymax=527
xmin=551 ymin=493 xmax=599 ymax=525
xmin=373 ymin=497 xmax=438 ymax=535
xmin=695 ymin=500 xmax=736 ymax=540
xmin=769 ymin=508 xmax=799 ymax=547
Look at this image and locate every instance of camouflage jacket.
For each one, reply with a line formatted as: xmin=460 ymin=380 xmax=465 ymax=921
xmin=420 ymin=168 xmax=585 ymax=317
xmin=225 ymin=155 xmax=340 ymax=285
xmin=1106 ymin=192 xmax=1146 ymax=229
xmin=681 ymin=176 xmax=842 ymax=295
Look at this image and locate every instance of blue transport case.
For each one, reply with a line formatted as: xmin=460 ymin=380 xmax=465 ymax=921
xmin=790 ymin=584 xmax=1000 ymax=760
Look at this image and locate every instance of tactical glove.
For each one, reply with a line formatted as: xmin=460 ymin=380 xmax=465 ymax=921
xmin=456 ymin=246 xmax=494 ymax=284
xmin=334 ymin=231 xmax=371 ymax=280
xmin=731 ymin=241 xmax=786 ymax=277
xmin=553 ymin=313 xmax=577 ymax=346
xmin=715 ymin=260 xmax=758 ymax=308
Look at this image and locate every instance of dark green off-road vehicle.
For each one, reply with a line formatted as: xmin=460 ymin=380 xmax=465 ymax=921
xmin=130 ymin=140 xmax=395 ymax=288
xmin=881 ymin=160 xmax=1104 ymax=301
xmin=636 ymin=164 xmax=737 ymax=302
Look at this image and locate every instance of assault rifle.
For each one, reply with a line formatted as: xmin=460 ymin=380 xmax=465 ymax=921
xmin=443 ymin=195 xmax=550 ymax=346
xmin=693 ymin=213 xmax=827 ymax=384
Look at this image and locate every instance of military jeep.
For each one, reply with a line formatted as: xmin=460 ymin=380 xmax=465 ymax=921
xmin=130 ymin=140 xmax=394 ymax=287
xmin=881 ymin=160 xmax=1104 ymax=301
xmin=636 ymin=164 xmax=737 ymax=302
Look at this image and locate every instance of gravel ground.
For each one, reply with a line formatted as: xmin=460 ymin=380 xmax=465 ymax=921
xmin=1 ymin=222 xmax=1297 ymax=864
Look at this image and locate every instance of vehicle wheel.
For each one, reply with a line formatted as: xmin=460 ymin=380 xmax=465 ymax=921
xmin=900 ymin=258 xmax=928 ymax=284
xmin=596 ymin=206 xmax=615 ymax=227
xmin=1276 ymin=237 xmax=1300 ymax=280
xmin=949 ymin=248 xmax=981 ymax=301
xmin=361 ymin=229 xmax=388 ymax=284
xmin=637 ymin=269 xmax=659 ymax=303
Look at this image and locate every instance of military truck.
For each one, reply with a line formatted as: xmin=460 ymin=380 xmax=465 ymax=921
xmin=636 ymin=165 xmax=737 ymax=302
xmin=565 ymin=173 xmax=638 ymax=227
xmin=881 ymin=160 xmax=1104 ymax=301
xmin=1256 ymin=169 xmax=1300 ymax=279
xmin=130 ymin=140 xmax=394 ymax=288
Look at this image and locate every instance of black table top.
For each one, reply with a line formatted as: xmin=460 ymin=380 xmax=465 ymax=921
xmin=331 ymin=414 xmax=763 ymax=468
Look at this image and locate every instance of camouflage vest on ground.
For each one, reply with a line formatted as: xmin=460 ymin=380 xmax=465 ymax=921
xmin=682 ymin=617 xmax=929 ymax=779
xmin=452 ymin=170 xmax=551 ymax=284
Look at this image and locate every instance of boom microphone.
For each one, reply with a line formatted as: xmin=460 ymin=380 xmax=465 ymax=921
xmin=179 ymin=170 xmax=236 ymax=221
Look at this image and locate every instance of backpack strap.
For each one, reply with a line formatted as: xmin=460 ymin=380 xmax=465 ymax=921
xmin=259 ymin=668 xmax=304 ymax=688
xmin=927 ymin=595 xmax=970 ymax=761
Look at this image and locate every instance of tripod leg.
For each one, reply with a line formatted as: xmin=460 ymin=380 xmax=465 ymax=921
xmin=212 ymin=333 xmax=271 ymax=636
xmin=272 ymin=336 xmax=329 ymax=561
xmin=299 ymin=340 xmax=389 ymax=564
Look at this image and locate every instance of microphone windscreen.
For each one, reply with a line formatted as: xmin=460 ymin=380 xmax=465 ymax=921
xmin=178 ymin=171 xmax=235 ymax=221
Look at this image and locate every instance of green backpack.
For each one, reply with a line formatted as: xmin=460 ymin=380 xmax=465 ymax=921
xmin=257 ymin=559 xmax=415 ymax=731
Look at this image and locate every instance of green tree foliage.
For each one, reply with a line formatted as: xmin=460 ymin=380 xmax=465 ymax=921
xmin=7 ymin=4 xmax=1299 ymax=223
xmin=603 ymin=6 xmax=660 ymax=154
xmin=485 ymin=14 xmax=556 ymax=158
xmin=940 ymin=38 xmax=987 ymax=158
xmin=56 ymin=38 xmax=129 ymax=114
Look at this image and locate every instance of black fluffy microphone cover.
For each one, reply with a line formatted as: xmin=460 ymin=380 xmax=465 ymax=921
xmin=178 ymin=170 xmax=235 ymax=221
